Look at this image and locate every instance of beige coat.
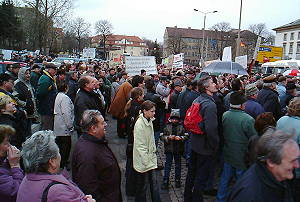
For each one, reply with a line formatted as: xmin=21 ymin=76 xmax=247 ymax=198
xmin=133 ymin=113 xmax=157 ymax=173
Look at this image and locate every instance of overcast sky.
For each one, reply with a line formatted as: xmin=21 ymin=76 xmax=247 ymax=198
xmin=73 ymin=0 xmax=299 ymax=42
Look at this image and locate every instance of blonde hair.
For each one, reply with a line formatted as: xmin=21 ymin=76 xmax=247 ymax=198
xmin=0 ymin=96 xmax=12 ymax=112
xmin=0 ymin=124 xmax=15 ymax=143
xmin=287 ymin=97 xmax=300 ymax=117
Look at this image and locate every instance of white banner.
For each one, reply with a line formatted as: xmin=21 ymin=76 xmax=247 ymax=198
xmin=235 ymin=55 xmax=248 ymax=69
xmin=3 ymin=50 xmax=12 ymax=60
xmin=222 ymin=46 xmax=232 ymax=62
xmin=82 ymin=48 xmax=96 ymax=58
xmin=172 ymin=53 xmax=184 ymax=69
xmin=253 ymin=36 xmax=262 ymax=60
xmin=125 ymin=56 xmax=157 ymax=76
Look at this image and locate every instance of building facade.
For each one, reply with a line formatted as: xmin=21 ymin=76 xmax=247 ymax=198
xmin=163 ymin=26 xmax=258 ymax=66
xmin=91 ymin=35 xmax=148 ymax=64
xmin=273 ymin=19 xmax=300 ymax=60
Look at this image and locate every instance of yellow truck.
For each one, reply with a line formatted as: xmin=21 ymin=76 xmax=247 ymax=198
xmin=257 ymin=45 xmax=283 ymax=63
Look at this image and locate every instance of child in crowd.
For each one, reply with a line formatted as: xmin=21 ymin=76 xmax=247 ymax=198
xmin=160 ymin=109 xmax=188 ymax=189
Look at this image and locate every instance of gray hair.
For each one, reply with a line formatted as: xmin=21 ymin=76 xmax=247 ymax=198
xmin=256 ymin=130 xmax=296 ymax=164
xmin=263 ymin=82 xmax=276 ymax=88
xmin=21 ymin=130 xmax=59 ymax=173
xmin=197 ymin=76 xmax=211 ymax=93
xmin=80 ymin=110 xmax=102 ymax=132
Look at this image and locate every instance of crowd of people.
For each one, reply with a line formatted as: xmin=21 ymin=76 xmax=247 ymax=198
xmin=0 ymin=55 xmax=300 ymax=202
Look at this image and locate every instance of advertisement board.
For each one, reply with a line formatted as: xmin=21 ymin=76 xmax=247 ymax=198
xmin=257 ymin=45 xmax=283 ymax=63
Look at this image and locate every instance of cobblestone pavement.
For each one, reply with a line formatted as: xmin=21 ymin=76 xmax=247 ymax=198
xmin=105 ymin=114 xmax=217 ymax=202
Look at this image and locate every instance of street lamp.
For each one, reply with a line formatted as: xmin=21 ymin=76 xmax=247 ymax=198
xmin=236 ymin=0 xmax=243 ymax=57
xmin=194 ymin=9 xmax=217 ymax=66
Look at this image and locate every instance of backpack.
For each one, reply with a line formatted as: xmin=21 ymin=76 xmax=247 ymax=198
xmin=184 ymin=103 xmax=204 ymax=135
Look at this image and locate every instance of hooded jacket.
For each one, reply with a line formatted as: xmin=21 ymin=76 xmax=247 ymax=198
xmin=14 ymin=67 xmax=36 ymax=117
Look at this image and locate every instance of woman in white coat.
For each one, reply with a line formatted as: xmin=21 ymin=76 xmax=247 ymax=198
xmin=53 ymin=80 xmax=75 ymax=169
xmin=133 ymin=100 xmax=161 ymax=202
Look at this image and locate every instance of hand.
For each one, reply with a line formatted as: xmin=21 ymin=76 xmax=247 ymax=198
xmin=168 ymin=135 xmax=175 ymax=140
xmin=84 ymin=195 xmax=95 ymax=202
xmin=7 ymin=146 xmax=20 ymax=168
xmin=174 ymin=136 xmax=182 ymax=141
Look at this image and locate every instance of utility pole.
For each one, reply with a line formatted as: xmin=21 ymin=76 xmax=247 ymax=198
xmin=236 ymin=0 xmax=243 ymax=57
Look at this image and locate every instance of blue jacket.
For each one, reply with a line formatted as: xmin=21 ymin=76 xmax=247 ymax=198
xmin=244 ymin=98 xmax=265 ymax=119
xmin=257 ymin=87 xmax=282 ymax=120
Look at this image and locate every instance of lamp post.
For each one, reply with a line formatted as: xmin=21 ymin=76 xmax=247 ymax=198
xmin=236 ymin=0 xmax=243 ymax=57
xmin=194 ymin=9 xmax=217 ymax=66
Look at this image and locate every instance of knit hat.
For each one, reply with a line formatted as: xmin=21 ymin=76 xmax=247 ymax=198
xmin=170 ymin=109 xmax=180 ymax=120
xmin=245 ymin=83 xmax=258 ymax=97
xmin=230 ymin=91 xmax=247 ymax=105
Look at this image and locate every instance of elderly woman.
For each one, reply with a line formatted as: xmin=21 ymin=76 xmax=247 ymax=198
xmin=16 ymin=130 xmax=95 ymax=202
xmin=133 ymin=100 xmax=161 ymax=202
xmin=53 ymin=80 xmax=75 ymax=169
xmin=0 ymin=125 xmax=24 ymax=202
xmin=0 ymin=96 xmax=25 ymax=148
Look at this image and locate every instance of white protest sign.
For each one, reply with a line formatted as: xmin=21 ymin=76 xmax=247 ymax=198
xmin=222 ymin=46 xmax=232 ymax=62
xmin=35 ymin=50 xmax=40 ymax=55
xmin=3 ymin=50 xmax=12 ymax=60
xmin=125 ymin=56 xmax=157 ymax=76
xmin=172 ymin=53 xmax=184 ymax=69
xmin=82 ymin=48 xmax=96 ymax=58
xmin=235 ymin=55 xmax=248 ymax=69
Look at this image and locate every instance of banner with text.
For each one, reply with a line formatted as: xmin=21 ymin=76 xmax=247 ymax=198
xmin=82 ymin=48 xmax=96 ymax=58
xmin=172 ymin=53 xmax=184 ymax=69
xmin=125 ymin=56 xmax=157 ymax=76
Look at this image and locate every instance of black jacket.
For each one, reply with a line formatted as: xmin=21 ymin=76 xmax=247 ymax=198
xmin=228 ymin=163 xmax=294 ymax=202
xmin=169 ymin=89 xmax=180 ymax=110
xmin=67 ymin=78 xmax=78 ymax=103
xmin=177 ymin=89 xmax=200 ymax=119
xmin=74 ymin=89 xmax=103 ymax=128
xmin=257 ymin=87 xmax=282 ymax=120
xmin=144 ymin=89 xmax=166 ymax=132
xmin=14 ymin=81 xmax=35 ymax=116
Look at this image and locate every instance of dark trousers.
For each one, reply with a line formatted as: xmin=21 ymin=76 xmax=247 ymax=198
xmin=41 ymin=115 xmax=54 ymax=130
xmin=117 ymin=117 xmax=126 ymax=137
xmin=125 ymin=157 xmax=137 ymax=196
xmin=55 ymin=136 xmax=71 ymax=168
xmin=184 ymin=151 xmax=214 ymax=202
xmin=163 ymin=152 xmax=181 ymax=181
xmin=135 ymin=170 xmax=161 ymax=202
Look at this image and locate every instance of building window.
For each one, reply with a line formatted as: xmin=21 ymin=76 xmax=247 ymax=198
xmin=297 ymin=43 xmax=300 ymax=54
xmin=289 ymin=42 xmax=294 ymax=54
xmin=290 ymin=33 xmax=294 ymax=40
xmin=284 ymin=33 xmax=287 ymax=41
xmin=283 ymin=43 xmax=286 ymax=54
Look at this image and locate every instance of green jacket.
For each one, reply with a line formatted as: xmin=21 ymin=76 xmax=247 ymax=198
xmin=222 ymin=108 xmax=257 ymax=170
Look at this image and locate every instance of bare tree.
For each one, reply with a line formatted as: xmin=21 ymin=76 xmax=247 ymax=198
xmin=248 ymin=23 xmax=275 ymax=44
xmin=166 ymin=34 xmax=187 ymax=55
xmin=68 ymin=17 xmax=91 ymax=54
xmin=23 ymin=0 xmax=73 ymax=53
xmin=210 ymin=22 xmax=231 ymax=32
xmin=95 ymin=20 xmax=113 ymax=60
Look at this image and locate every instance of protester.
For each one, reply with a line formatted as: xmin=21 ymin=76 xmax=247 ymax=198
xmin=29 ymin=64 xmax=41 ymax=91
xmin=224 ymin=78 xmax=243 ymax=111
xmin=168 ymin=79 xmax=183 ymax=110
xmin=5 ymin=64 xmax=20 ymax=81
xmin=74 ymin=76 xmax=103 ymax=134
xmin=244 ymin=83 xmax=265 ymax=119
xmin=17 ymin=130 xmax=95 ymax=202
xmin=53 ymin=80 xmax=74 ymax=169
xmin=72 ymin=110 xmax=121 ymax=202
xmin=257 ymin=75 xmax=282 ymax=120
xmin=280 ymin=82 xmax=297 ymax=111
xmin=109 ymin=75 xmax=144 ymax=138
xmin=216 ymin=91 xmax=257 ymax=202
xmin=228 ymin=130 xmax=299 ymax=202
xmin=36 ymin=64 xmax=58 ymax=130
xmin=133 ymin=100 xmax=161 ymax=202
xmin=124 ymin=87 xmax=144 ymax=196
xmin=184 ymin=75 xmax=219 ymax=202
xmin=0 ymin=125 xmax=24 ymax=202
xmin=276 ymin=76 xmax=287 ymax=99
xmin=66 ymin=71 xmax=79 ymax=103
xmin=160 ymin=109 xmax=188 ymax=189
